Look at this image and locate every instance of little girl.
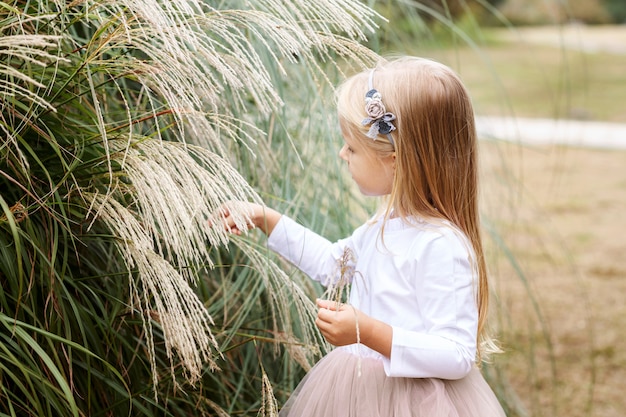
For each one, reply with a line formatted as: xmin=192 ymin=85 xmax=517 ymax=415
xmin=221 ymin=57 xmax=507 ymax=416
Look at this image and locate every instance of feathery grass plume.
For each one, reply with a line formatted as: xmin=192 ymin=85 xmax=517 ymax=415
xmin=322 ymin=247 xmax=364 ymax=375
xmin=274 ymin=331 xmax=318 ymax=372
xmin=85 ymin=193 xmax=218 ymax=388
xmin=259 ymin=366 xmax=280 ymax=417
xmin=233 ymin=237 xmax=329 ymax=358
xmin=84 ymin=138 xmax=266 ymax=390
xmin=201 ymin=398 xmax=231 ymax=417
xmin=0 ymin=0 xmax=385 ymax=413
xmin=75 ymin=0 xmax=381 ymax=156
xmin=323 ymin=247 xmax=359 ymax=304
xmin=0 ymin=35 xmax=62 ymax=111
xmin=0 ymin=32 xmax=65 ymax=171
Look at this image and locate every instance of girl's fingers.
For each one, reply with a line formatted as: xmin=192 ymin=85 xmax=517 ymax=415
xmin=316 ymin=299 xmax=341 ymax=311
xmin=207 ymin=206 xmax=241 ymax=235
xmin=207 ymin=205 xmax=228 ymax=224
xmin=316 ymin=308 xmax=331 ymax=324
xmin=316 ymin=299 xmax=349 ymax=325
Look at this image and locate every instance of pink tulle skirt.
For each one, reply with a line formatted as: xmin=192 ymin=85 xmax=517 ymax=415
xmin=279 ymin=348 xmax=507 ymax=417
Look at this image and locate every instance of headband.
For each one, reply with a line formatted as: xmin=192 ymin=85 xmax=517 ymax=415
xmin=361 ymin=69 xmax=396 ymax=147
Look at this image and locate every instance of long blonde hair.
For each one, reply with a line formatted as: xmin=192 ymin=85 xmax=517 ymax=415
xmin=337 ymin=57 xmax=495 ymax=360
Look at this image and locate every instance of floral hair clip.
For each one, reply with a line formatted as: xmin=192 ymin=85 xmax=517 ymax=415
xmin=361 ymin=69 xmax=396 ymax=147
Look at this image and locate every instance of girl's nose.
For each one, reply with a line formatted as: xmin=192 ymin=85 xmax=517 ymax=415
xmin=339 ymin=144 xmax=348 ymax=160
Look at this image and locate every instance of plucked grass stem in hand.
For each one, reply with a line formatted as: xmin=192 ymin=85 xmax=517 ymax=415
xmin=323 ymin=247 xmax=358 ymax=305
xmin=323 ymin=247 xmax=363 ymax=376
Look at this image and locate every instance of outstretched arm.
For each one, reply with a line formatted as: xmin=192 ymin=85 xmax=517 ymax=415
xmin=316 ymin=299 xmax=393 ymax=358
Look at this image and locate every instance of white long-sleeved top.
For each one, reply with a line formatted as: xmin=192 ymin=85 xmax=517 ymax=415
xmin=267 ymin=214 xmax=479 ymax=380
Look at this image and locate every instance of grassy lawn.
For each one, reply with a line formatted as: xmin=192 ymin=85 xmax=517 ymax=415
xmin=402 ymin=27 xmax=626 ymax=122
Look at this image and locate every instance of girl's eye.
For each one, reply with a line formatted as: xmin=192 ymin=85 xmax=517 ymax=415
xmin=347 ymin=146 xmax=354 ymax=153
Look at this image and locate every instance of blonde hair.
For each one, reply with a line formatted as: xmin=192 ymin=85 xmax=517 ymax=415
xmin=337 ymin=57 xmax=496 ymax=361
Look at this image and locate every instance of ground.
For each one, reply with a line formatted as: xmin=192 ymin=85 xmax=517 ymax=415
xmin=480 ymin=139 xmax=626 ymax=417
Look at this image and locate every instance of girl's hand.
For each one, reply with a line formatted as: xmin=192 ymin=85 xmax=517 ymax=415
xmin=212 ymin=202 xmax=281 ymax=236
xmin=316 ymin=299 xmax=393 ymax=357
xmin=315 ymin=299 xmax=362 ymax=346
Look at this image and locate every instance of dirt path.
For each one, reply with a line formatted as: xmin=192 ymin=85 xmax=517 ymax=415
xmin=477 ymin=116 xmax=626 ymax=149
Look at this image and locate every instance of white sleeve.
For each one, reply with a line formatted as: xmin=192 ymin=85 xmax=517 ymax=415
xmin=267 ymin=216 xmax=352 ymax=286
xmin=382 ymin=231 xmax=479 ymax=380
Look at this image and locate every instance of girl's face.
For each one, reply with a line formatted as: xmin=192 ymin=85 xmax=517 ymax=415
xmin=339 ymin=134 xmax=395 ymax=196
